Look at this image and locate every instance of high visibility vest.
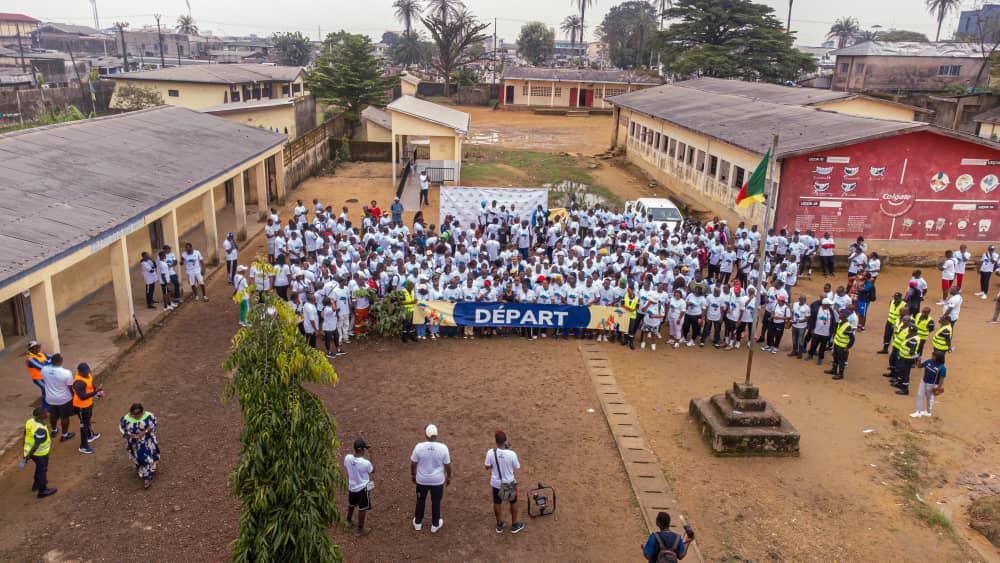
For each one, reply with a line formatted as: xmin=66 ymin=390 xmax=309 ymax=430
xmin=72 ymin=372 xmax=94 ymax=409
xmin=914 ymin=315 xmax=932 ymax=341
xmin=624 ymin=293 xmax=638 ymax=319
xmin=402 ymin=289 xmax=415 ymax=313
xmin=892 ymin=321 xmax=907 ymax=352
xmin=26 ymin=351 xmax=48 ymax=381
xmin=887 ymin=300 xmax=905 ymax=325
xmin=932 ymin=324 xmax=953 ymax=351
xmin=833 ymin=321 xmax=853 ymax=348
xmin=23 ymin=418 xmax=51 ymax=457
xmin=899 ymin=332 xmax=919 ymax=359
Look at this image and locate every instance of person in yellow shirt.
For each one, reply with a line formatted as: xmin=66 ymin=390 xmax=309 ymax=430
xmin=20 ymin=407 xmax=57 ymax=498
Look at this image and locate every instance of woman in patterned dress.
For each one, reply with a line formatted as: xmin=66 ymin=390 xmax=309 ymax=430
xmin=119 ymin=403 xmax=160 ymax=489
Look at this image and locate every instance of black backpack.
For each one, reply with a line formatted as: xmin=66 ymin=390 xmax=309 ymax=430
xmin=654 ymin=531 xmax=682 ymax=563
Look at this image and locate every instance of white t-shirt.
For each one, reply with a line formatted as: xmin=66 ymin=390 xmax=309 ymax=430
xmin=302 ymin=302 xmax=319 ymax=333
xmin=791 ymin=303 xmax=810 ymax=329
xmin=945 ymin=293 xmax=962 ymax=321
xmin=484 ymin=447 xmax=521 ymax=489
xmin=344 ymin=454 xmax=373 ymax=493
xmin=223 ymin=239 xmax=238 ymax=261
xmin=182 ymin=250 xmax=203 ymax=274
xmin=410 ymin=441 xmax=451 ymax=486
xmin=941 ymin=258 xmax=955 ymax=281
xmin=41 ymin=365 xmax=74 ymax=405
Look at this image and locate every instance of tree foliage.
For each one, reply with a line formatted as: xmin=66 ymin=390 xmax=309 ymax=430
xmin=827 ymin=16 xmax=860 ymax=49
xmin=659 ymin=0 xmax=816 ymax=82
xmin=422 ymin=9 xmax=490 ymax=95
xmin=114 ymin=83 xmax=165 ymax=110
xmin=272 ymin=31 xmax=314 ymax=66
xmin=561 ymin=14 xmax=584 ymax=46
xmin=598 ymin=1 xmax=658 ymax=69
xmin=366 ymin=290 xmax=409 ymax=337
xmin=452 ymin=65 xmax=480 ymax=86
xmin=926 ymin=0 xmax=962 ymax=42
xmin=223 ymin=290 xmax=345 ymax=563
xmin=307 ymin=33 xmax=397 ymax=132
xmin=175 ymin=14 xmax=198 ymax=35
xmin=392 ymin=30 xmax=436 ymax=66
xmin=878 ymin=29 xmax=930 ymax=42
xmin=517 ymin=22 xmax=556 ymax=66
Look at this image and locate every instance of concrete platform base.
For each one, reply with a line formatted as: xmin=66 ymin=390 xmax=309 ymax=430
xmin=689 ymin=382 xmax=800 ymax=457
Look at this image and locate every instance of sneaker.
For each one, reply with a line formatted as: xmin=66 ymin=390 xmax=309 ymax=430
xmin=651 ymin=343 xmax=657 ymax=351
xmin=640 ymin=341 xmax=646 ymax=349
xmin=412 ymin=518 xmax=422 ymax=531
xmin=356 ymin=527 xmax=371 ymax=537
xmin=982 ymin=294 xmax=989 ymax=300
xmin=771 ymin=348 xmax=777 ymax=354
xmin=511 ymin=522 xmax=525 ymax=534
xmin=203 ymin=296 xmax=209 ymax=302
xmin=974 ymin=291 xmax=984 ymax=296
xmin=921 ymin=411 xmax=932 ymax=417
xmin=832 ymin=374 xmax=844 ymax=380
xmin=431 ymin=519 xmax=444 ymax=533
xmin=88 ymin=432 xmax=101 ymax=443
xmin=60 ymin=432 xmax=76 ymax=442
xmin=326 ymin=352 xmax=336 ymax=358
xmin=336 ymin=351 xmax=348 ymax=356
xmin=496 ymin=522 xmax=505 ymax=534
xmin=686 ymin=340 xmax=694 ymax=347
xmin=909 ymin=411 xmax=922 ymax=418
xmin=761 ymin=345 xmax=770 ymax=352
xmin=78 ymin=446 xmax=94 ymax=454
xmin=895 ymin=389 xmax=909 ymax=396
xmin=37 ymin=488 xmax=58 ymax=498
xmin=734 ymin=342 xmax=740 ymax=349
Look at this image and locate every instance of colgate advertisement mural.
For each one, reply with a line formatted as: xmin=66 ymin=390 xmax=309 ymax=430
xmin=776 ymin=131 xmax=1000 ymax=240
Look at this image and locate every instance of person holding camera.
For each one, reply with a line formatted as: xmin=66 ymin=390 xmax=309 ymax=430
xmin=344 ymin=438 xmax=374 ymax=536
xmin=484 ymin=430 xmax=524 ymax=534
xmin=642 ymin=511 xmax=692 ymax=562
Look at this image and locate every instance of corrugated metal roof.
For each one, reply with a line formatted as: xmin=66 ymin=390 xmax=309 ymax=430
xmin=198 ymin=97 xmax=295 ymax=113
xmin=676 ymin=77 xmax=852 ymax=106
xmin=831 ymin=41 xmax=986 ymax=58
xmin=110 ymin=63 xmax=304 ymax=85
xmin=400 ymin=72 xmax=421 ymax=86
xmin=361 ymin=106 xmax=392 ymax=130
xmin=0 ymin=106 xmax=285 ymax=287
xmin=608 ymin=84 xmax=923 ymax=158
xmin=0 ymin=13 xmax=40 ymax=23
xmin=502 ymin=67 xmax=661 ymax=85
xmin=973 ymin=105 xmax=1000 ymax=124
xmin=37 ymin=22 xmax=107 ymax=36
xmin=386 ymin=95 xmax=469 ymax=135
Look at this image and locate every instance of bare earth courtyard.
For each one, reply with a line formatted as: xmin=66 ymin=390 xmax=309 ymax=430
xmin=0 ymin=110 xmax=998 ymax=561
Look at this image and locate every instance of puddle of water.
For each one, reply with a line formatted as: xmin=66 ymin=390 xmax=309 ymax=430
xmin=545 ymin=180 xmax=606 ymax=207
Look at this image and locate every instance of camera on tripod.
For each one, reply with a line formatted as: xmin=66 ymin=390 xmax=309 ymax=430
xmin=527 ymin=483 xmax=556 ymax=517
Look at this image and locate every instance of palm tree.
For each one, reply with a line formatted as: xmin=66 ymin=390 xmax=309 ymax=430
xmin=926 ymin=0 xmax=962 ymax=42
xmin=561 ymin=14 xmax=583 ymax=48
xmin=856 ymin=29 xmax=880 ymax=42
xmin=425 ymin=0 xmax=462 ymax=23
xmin=827 ymin=17 xmax=859 ymax=49
xmin=175 ymin=14 xmax=198 ymax=35
xmin=393 ymin=0 xmax=423 ymax=35
xmin=787 ymin=0 xmax=793 ymax=33
xmin=571 ymin=0 xmax=596 ymax=45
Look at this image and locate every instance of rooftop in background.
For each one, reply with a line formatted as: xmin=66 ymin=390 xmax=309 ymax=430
xmin=608 ymin=84 xmax=932 ymax=158
xmin=198 ymin=97 xmax=295 ymax=114
xmin=676 ymin=77 xmax=851 ymax=106
xmin=502 ymin=67 xmax=660 ymax=85
xmin=0 ymin=106 xmax=285 ymax=287
xmin=0 ymin=13 xmax=40 ymax=23
xmin=36 ymin=22 xmax=107 ymax=36
xmin=400 ymin=72 xmax=420 ymax=86
xmin=109 ymin=63 xmax=304 ymax=85
xmin=830 ymin=41 xmax=987 ymax=58
xmin=387 ymin=95 xmax=470 ymax=135
xmin=973 ymin=105 xmax=1000 ymax=124
xmin=361 ymin=106 xmax=392 ymax=130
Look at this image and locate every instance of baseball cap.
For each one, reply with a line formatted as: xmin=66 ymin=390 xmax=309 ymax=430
xmin=822 ymin=298 xmax=832 ymax=305
xmin=777 ymin=295 xmax=787 ymax=301
xmin=425 ymin=424 xmax=438 ymax=438
xmin=353 ymin=438 xmax=369 ymax=450
xmin=27 ymin=340 xmax=40 ymax=349
xmin=237 ymin=265 xmax=248 ymax=272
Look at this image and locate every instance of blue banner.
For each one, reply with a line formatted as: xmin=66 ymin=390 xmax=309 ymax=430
xmin=452 ymin=302 xmax=593 ymax=328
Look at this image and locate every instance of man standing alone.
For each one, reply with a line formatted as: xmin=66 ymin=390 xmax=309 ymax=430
xmin=411 ymin=424 xmax=451 ymax=533
xmin=20 ymin=407 xmax=57 ymax=498
xmin=485 ymin=430 xmax=524 ymax=534
xmin=182 ymin=243 xmax=208 ymax=302
xmin=419 ymin=170 xmax=430 ymax=206
xmin=344 ymin=439 xmax=374 ymax=536
xmin=72 ymin=363 xmax=102 ymax=454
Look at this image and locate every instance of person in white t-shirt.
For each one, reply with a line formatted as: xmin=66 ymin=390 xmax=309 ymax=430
xmin=789 ymin=295 xmax=811 ymax=358
xmin=41 ymin=354 xmax=76 ymax=442
xmin=937 ymin=250 xmax=956 ymax=304
xmin=485 ymin=431 xmax=524 ymax=534
xmin=301 ymin=293 xmax=320 ymax=348
xmin=344 ymin=438 xmax=374 ymax=536
xmin=222 ymin=232 xmax=239 ymax=285
xmin=976 ymin=244 xmax=998 ymax=299
xmin=411 ymin=424 xmax=451 ymax=533
xmin=181 ymin=243 xmax=207 ymax=301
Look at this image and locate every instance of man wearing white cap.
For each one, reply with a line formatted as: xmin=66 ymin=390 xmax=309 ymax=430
xmin=411 ymin=424 xmax=451 ymax=533
xmin=233 ymin=265 xmax=250 ymax=326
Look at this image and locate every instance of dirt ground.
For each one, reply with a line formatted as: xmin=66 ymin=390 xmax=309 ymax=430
xmin=462 ymin=105 xmax=614 ymax=156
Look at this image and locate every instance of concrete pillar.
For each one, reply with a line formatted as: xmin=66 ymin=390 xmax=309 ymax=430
xmin=109 ymin=237 xmax=135 ymax=336
xmin=454 ymin=137 xmax=462 ymax=183
xmin=549 ymin=81 xmax=555 ymax=107
xmin=233 ymin=171 xmax=247 ymax=241
xmin=255 ymin=161 xmax=269 ymax=220
xmin=391 ymin=133 xmax=397 ymax=186
xmin=30 ymin=278 xmax=59 ymax=353
xmin=274 ymin=150 xmax=287 ymax=205
xmin=610 ymin=107 xmax=620 ymax=149
xmin=0 ymin=320 xmax=5 ymax=350
xmin=202 ymin=189 xmax=220 ymax=265
xmin=162 ymin=207 xmax=180 ymax=257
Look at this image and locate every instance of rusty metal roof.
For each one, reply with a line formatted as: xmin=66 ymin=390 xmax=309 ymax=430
xmin=110 ymin=63 xmax=304 ymax=85
xmin=676 ymin=77 xmax=852 ymax=106
xmin=830 ymin=41 xmax=986 ymax=58
xmin=502 ymin=67 xmax=661 ymax=85
xmin=0 ymin=106 xmax=285 ymax=288
xmin=608 ymin=84 xmax=925 ymax=158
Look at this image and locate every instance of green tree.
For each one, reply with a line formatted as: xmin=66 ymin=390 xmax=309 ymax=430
xmin=452 ymin=65 xmax=479 ymax=86
xmin=658 ymin=0 xmax=816 ymax=81
xmin=561 ymin=14 xmax=583 ymax=49
xmin=394 ymin=0 xmax=425 ymax=34
xmin=308 ymin=33 xmax=397 ymax=134
xmin=113 ymin=83 xmax=165 ymax=110
xmin=926 ymin=0 xmax=962 ymax=42
xmin=175 ymin=14 xmax=198 ymax=35
xmin=517 ymin=22 xmax=555 ymax=66
xmin=598 ymin=1 xmax=657 ymax=69
xmin=422 ymin=9 xmax=490 ymax=95
xmin=426 ymin=0 xmax=463 ymax=22
xmin=827 ymin=16 xmax=860 ymax=48
xmin=272 ymin=31 xmax=314 ymax=66
xmin=224 ymin=291 xmax=345 ymax=563
xmin=381 ymin=31 xmax=401 ymax=47
xmin=571 ymin=0 xmax=596 ymax=45
xmin=879 ymin=29 xmax=930 ymax=42
xmin=392 ymin=30 xmax=435 ymax=66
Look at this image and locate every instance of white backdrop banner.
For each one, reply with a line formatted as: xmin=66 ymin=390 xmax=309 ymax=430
xmin=439 ymin=186 xmax=548 ymax=228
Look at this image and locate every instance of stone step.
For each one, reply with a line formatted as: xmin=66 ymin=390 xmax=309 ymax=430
xmin=724 ymin=389 xmax=767 ymax=412
xmin=690 ymin=396 xmax=800 ymax=457
xmin=710 ymin=395 xmax=783 ymax=427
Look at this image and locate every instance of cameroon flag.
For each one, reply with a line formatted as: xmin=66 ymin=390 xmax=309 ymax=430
xmin=735 ymin=148 xmax=771 ymax=208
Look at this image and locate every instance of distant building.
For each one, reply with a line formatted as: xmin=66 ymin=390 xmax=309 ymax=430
xmin=31 ymin=22 xmax=116 ymax=55
xmin=400 ymin=72 xmax=420 ymax=96
xmin=957 ymin=4 xmax=1000 ymax=41
xmin=121 ymin=30 xmax=222 ymax=62
xmin=199 ymin=96 xmax=316 ymax=140
xmin=830 ymin=41 xmax=987 ymax=93
xmin=371 ymin=42 xmax=389 ymax=60
xmin=0 ymin=13 xmax=39 ymax=47
xmin=500 ymin=68 xmax=659 ymax=110
xmin=553 ymin=40 xmax=587 ymax=62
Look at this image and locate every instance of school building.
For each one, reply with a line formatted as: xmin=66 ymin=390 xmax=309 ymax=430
xmin=0 ymin=106 xmax=286 ymax=357
xmin=500 ymin=68 xmax=659 ymax=110
xmin=608 ymin=78 xmax=1000 ymax=243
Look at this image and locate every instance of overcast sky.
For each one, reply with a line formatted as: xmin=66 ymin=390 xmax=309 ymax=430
xmin=11 ymin=0 xmax=956 ymax=48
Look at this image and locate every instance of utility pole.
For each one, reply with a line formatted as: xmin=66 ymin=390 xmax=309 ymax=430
xmin=15 ymin=25 xmax=27 ymax=73
xmin=67 ymin=43 xmax=90 ymax=112
xmin=492 ymin=18 xmax=497 ymax=92
xmin=116 ymin=23 xmax=129 ymax=72
xmin=177 ymin=40 xmax=182 ymax=66
xmin=154 ymin=14 xmax=166 ymax=67
xmin=787 ymin=0 xmax=793 ymax=34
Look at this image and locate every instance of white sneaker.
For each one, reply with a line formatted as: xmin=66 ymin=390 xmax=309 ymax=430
xmin=921 ymin=411 xmax=932 ymax=417
xmin=412 ymin=518 xmax=422 ymax=531
xmin=673 ymin=342 xmax=679 ymax=349
xmin=982 ymin=294 xmax=989 ymax=300
xmin=431 ymin=519 xmax=444 ymax=533
xmin=909 ymin=411 xmax=922 ymax=418
xmin=651 ymin=343 xmax=657 ymax=351
xmin=686 ymin=340 xmax=694 ymax=347
xmin=640 ymin=341 xmax=646 ymax=349
xmin=735 ymin=342 xmax=741 ymax=349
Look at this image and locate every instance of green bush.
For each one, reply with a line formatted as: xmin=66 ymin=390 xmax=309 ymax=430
xmin=366 ymin=290 xmax=409 ymax=337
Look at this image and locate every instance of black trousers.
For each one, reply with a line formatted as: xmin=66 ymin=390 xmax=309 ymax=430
xmin=420 ymin=189 xmax=429 ymax=205
xmin=832 ymin=345 xmax=848 ymax=374
xmin=414 ymin=484 xmax=444 ymax=526
xmin=305 ymin=332 xmax=317 ymax=348
xmin=76 ymin=406 xmax=93 ymax=448
xmin=323 ymin=330 xmax=340 ymax=352
xmin=882 ymin=322 xmax=895 ymax=350
xmin=981 ymin=271 xmax=993 ymax=295
xmin=682 ymin=314 xmax=700 ymax=341
xmin=808 ymin=334 xmax=829 ymax=360
xmin=226 ymin=259 xmax=237 ymax=283
xmin=702 ymin=319 xmax=722 ymax=344
xmin=145 ymin=283 xmax=156 ymax=307
xmin=627 ymin=315 xmax=643 ymax=341
xmin=766 ymin=322 xmax=785 ymax=348
xmin=757 ymin=312 xmax=772 ymax=341
xmin=31 ymin=455 xmax=48 ymax=491
xmin=821 ymin=255 xmax=834 ymax=275
xmin=170 ymin=274 xmax=182 ymax=301
xmin=894 ymin=357 xmax=914 ymax=388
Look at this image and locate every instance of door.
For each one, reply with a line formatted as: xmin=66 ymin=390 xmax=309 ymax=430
xmin=148 ymin=221 xmax=164 ymax=251
xmin=583 ymin=89 xmax=594 ymax=107
xmin=568 ymin=87 xmax=578 ymax=107
xmin=505 ymin=85 xmax=514 ymax=104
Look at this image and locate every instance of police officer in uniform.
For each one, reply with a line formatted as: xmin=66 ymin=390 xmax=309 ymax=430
xmin=401 ymin=281 xmax=417 ymax=342
xmin=878 ymin=293 xmax=905 ymax=354
xmin=913 ymin=307 xmax=934 ymax=359
xmin=882 ymin=314 xmax=909 ymax=379
xmin=932 ymin=316 xmax=953 ymax=355
xmin=20 ymin=407 xmax=57 ymax=498
xmin=826 ymin=312 xmax=855 ymax=380
xmin=891 ymin=320 xmax=921 ymax=395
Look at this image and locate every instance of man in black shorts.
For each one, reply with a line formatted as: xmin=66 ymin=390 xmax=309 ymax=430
xmin=484 ymin=430 xmax=524 ymax=534
xmin=344 ymin=438 xmax=374 ymax=536
xmin=40 ymin=354 xmax=76 ymax=443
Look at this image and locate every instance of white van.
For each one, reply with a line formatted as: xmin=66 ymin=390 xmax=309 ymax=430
xmin=625 ymin=197 xmax=684 ymax=231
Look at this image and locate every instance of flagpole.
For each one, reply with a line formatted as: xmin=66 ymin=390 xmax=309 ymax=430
xmin=745 ymin=134 xmax=780 ymax=385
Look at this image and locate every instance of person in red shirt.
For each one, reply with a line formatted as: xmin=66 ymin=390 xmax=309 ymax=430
xmin=369 ymin=200 xmax=382 ymax=221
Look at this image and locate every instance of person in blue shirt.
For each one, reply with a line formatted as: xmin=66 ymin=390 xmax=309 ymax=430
xmin=912 ymin=350 xmax=946 ymax=418
xmin=642 ymin=511 xmax=690 ymax=561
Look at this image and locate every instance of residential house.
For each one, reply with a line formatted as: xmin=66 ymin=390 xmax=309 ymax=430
xmin=500 ymin=68 xmax=659 ymax=110
xmin=608 ymin=80 xmax=1000 ymax=243
xmin=31 ymin=23 xmax=116 ymax=55
xmin=0 ymin=13 xmax=39 ymax=48
xmin=957 ymin=4 xmax=1000 ymax=42
xmin=361 ymin=105 xmax=392 ymax=142
xmin=830 ymin=41 xmax=988 ymax=93
xmin=199 ymin=95 xmax=316 ymax=140
xmin=121 ymin=30 xmax=222 ymax=62
xmin=400 ymin=72 xmax=420 ymax=96
xmin=109 ymin=64 xmax=307 ymax=110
